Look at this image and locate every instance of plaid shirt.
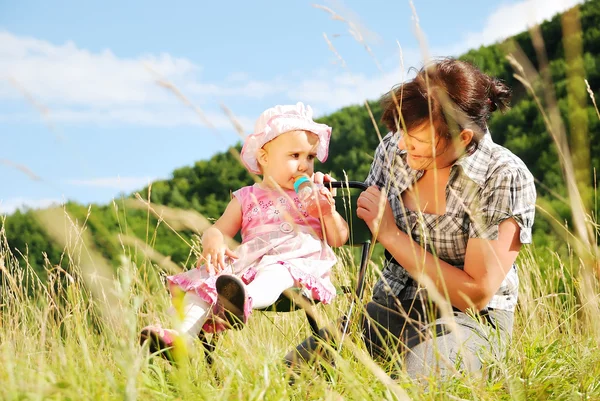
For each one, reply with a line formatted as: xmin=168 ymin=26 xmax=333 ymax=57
xmin=365 ymin=131 xmax=536 ymax=311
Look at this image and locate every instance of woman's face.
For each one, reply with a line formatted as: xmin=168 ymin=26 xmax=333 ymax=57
xmin=398 ymin=122 xmax=463 ymax=170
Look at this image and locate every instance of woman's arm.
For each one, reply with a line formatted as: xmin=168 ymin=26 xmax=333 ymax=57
xmin=357 ymin=186 xmax=522 ymax=312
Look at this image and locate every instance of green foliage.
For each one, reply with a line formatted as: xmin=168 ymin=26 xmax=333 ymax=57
xmin=2 ymin=210 xmax=62 ymax=282
xmin=316 ymin=101 xmax=386 ymax=180
xmin=2 ymin=209 xmax=600 ymax=400
xmin=2 ymin=0 xmax=600 ymax=271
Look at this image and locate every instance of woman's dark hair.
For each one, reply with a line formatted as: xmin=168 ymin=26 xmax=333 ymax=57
xmin=380 ymin=57 xmax=511 ymax=144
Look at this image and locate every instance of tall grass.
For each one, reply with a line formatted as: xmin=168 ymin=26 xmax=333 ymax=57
xmin=1 ymin=198 xmax=600 ymax=400
xmin=2 ymin=2 xmax=600 ymax=400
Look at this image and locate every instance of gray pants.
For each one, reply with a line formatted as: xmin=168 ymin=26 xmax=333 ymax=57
xmin=363 ymin=295 xmax=514 ymax=380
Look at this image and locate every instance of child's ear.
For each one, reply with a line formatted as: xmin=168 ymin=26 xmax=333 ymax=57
xmin=257 ymin=148 xmax=268 ymax=169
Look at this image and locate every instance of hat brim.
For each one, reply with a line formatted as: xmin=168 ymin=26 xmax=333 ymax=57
xmin=241 ymin=115 xmax=331 ymax=174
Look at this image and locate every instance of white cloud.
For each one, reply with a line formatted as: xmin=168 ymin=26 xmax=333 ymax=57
xmin=0 ymin=31 xmax=195 ymax=107
xmin=63 ymin=176 xmax=156 ymax=191
xmin=289 ymin=71 xmax=401 ymax=110
xmin=0 ymin=197 xmax=63 ymax=215
xmin=0 ymin=30 xmax=257 ymax=128
xmin=0 ymin=107 xmax=254 ymax=130
xmin=0 ymin=0 xmax=584 ymax=127
xmin=286 ymin=0 xmax=585 ymax=114
xmin=461 ymin=0 xmax=583 ymax=52
xmin=187 ymin=78 xmax=289 ymax=99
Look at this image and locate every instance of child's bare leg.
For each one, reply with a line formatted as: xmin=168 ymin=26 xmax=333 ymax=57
xmin=246 ymin=265 xmax=295 ymax=309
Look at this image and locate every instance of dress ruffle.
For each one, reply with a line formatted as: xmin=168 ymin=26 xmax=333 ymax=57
xmin=167 ymin=231 xmax=337 ymax=334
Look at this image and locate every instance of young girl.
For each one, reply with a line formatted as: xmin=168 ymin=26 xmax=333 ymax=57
xmin=141 ymin=102 xmax=349 ymax=354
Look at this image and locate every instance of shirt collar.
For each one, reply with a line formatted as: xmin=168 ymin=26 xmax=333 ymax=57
xmin=394 ymin=131 xmax=493 ymax=189
xmin=453 ymin=133 xmax=494 ymax=187
xmin=392 ymin=131 xmax=493 ymax=189
xmin=396 ymin=149 xmax=423 ymax=191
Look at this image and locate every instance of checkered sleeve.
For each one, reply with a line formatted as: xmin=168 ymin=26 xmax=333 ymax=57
xmin=469 ymin=168 xmax=536 ymax=243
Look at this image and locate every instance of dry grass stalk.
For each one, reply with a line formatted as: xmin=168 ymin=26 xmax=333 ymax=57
xmin=33 ymin=207 xmax=124 ymax=329
xmin=505 ymin=5 xmax=599 ymax=339
xmin=118 ymin=234 xmax=182 ymax=274
xmin=0 ymin=159 xmax=42 ymax=182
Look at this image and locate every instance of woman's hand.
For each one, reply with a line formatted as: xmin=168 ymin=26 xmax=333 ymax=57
xmin=356 ymin=186 xmax=397 ymax=241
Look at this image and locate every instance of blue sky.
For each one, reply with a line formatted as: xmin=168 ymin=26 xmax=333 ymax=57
xmin=0 ymin=0 xmax=582 ymax=214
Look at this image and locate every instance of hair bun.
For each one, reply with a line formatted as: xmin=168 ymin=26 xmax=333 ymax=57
xmin=488 ymin=78 xmax=511 ymax=113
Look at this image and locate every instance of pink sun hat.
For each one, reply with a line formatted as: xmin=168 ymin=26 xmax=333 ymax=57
xmin=240 ymin=102 xmax=332 ymax=174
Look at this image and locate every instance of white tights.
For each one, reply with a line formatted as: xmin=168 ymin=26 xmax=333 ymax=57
xmin=175 ymin=266 xmax=296 ymax=338
xmin=246 ymin=264 xmax=295 ymax=309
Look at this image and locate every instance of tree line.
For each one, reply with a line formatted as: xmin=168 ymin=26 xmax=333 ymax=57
xmin=3 ymin=0 xmax=599 ymax=281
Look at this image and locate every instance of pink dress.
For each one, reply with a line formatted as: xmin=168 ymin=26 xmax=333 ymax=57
xmin=167 ymin=184 xmax=338 ymax=333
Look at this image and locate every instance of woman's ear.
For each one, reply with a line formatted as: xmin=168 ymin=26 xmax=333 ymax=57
xmin=257 ymin=148 xmax=268 ymax=169
xmin=459 ymin=129 xmax=474 ymax=148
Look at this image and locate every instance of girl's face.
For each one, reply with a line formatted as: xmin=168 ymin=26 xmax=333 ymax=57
xmin=258 ymin=130 xmax=319 ymax=190
xmin=398 ymin=122 xmax=463 ymax=170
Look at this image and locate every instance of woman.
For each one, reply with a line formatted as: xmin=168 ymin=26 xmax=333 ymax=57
xmin=356 ymin=58 xmax=536 ymax=379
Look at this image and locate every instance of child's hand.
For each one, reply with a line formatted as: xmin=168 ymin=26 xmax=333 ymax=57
xmin=313 ymin=172 xmax=337 ymax=196
xmin=313 ymin=172 xmax=334 ymax=186
xmin=199 ymin=244 xmax=238 ymax=273
xmin=312 ymin=171 xmax=337 ymax=217
xmin=315 ymin=186 xmax=336 ymax=217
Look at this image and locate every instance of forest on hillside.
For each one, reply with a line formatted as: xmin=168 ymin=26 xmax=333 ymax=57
xmin=3 ymin=0 xmax=600 ymax=281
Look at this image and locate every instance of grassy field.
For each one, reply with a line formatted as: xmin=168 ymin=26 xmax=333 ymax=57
xmin=2 ymin=5 xmax=600 ymax=399
xmin=1 ymin=214 xmax=599 ymax=401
